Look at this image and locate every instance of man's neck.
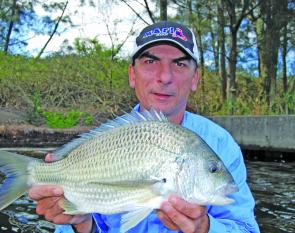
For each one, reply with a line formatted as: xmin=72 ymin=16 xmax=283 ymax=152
xmin=166 ymin=111 xmax=185 ymax=125
xmin=138 ymin=105 xmax=185 ymax=125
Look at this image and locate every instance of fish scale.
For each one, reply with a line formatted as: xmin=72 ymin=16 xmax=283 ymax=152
xmin=0 ymin=109 xmax=238 ymax=233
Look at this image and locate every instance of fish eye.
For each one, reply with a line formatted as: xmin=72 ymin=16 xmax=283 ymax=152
xmin=208 ymin=161 xmax=219 ymax=173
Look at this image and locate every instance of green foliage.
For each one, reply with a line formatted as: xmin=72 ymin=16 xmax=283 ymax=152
xmin=42 ymin=110 xmax=93 ymax=128
xmin=0 ymin=40 xmax=135 ymax=125
xmin=189 ymin=69 xmax=295 ymax=116
xmin=26 ymin=91 xmax=44 ymax=125
xmin=0 ymin=40 xmax=294 ymax=130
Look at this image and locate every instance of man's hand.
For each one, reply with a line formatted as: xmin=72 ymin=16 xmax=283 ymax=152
xmin=28 ymin=154 xmax=93 ymax=233
xmin=157 ymin=194 xmax=209 ymax=233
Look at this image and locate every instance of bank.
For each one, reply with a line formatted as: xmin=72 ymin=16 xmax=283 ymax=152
xmin=0 ymin=109 xmax=294 ymax=160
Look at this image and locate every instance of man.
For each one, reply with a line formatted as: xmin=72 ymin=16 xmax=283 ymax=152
xmin=29 ymin=21 xmax=260 ymax=233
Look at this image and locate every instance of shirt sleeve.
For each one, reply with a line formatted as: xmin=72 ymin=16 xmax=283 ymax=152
xmin=207 ymin=133 xmax=260 ymax=233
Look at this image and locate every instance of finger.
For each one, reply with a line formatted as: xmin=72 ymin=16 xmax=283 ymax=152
xmin=169 ymin=194 xmax=206 ymax=219
xmin=52 ymin=214 xmax=74 ymax=224
xmin=36 ymin=196 xmax=61 ymax=215
xmin=70 ymin=214 xmax=92 ymax=225
xmin=157 ymin=210 xmax=179 ymax=231
xmin=43 ymin=202 xmax=65 ymax=221
xmin=53 ymin=214 xmax=91 ymax=225
xmin=28 ymin=185 xmax=63 ymax=200
xmin=161 ymin=201 xmax=196 ymax=233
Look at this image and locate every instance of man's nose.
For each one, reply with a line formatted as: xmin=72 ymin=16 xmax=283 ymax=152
xmin=158 ymin=63 xmax=173 ymax=84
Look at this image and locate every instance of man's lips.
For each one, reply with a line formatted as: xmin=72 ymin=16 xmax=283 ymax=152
xmin=151 ymin=93 xmax=174 ymax=101
xmin=153 ymin=93 xmax=171 ymax=97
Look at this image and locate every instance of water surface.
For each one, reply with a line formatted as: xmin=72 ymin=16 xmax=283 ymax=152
xmin=247 ymin=160 xmax=295 ymax=233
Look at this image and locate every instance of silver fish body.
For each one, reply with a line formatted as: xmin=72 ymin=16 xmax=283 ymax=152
xmin=0 ymin=109 xmax=238 ymax=232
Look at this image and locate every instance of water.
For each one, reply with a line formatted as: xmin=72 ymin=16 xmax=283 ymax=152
xmin=0 ymin=157 xmax=294 ymax=232
xmin=247 ymin=160 xmax=295 ymax=233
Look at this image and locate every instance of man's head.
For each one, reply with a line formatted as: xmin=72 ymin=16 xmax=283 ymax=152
xmin=129 ymin=21 xmax=199 ymax=124
xmin=131 ymin=21 xmax=199 ymax=66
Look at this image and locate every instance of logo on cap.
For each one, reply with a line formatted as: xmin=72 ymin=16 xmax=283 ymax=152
xmin=143 ymin=27 xmax=188 ymax=41
xmin=172 ymin=28 xmax=187 ymax=41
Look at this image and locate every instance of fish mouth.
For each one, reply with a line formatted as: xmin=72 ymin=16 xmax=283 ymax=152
xmin=210 ymin=183 xmax=239 ymax=205
xmin=216 ymin=183 xmax=239 ymax=195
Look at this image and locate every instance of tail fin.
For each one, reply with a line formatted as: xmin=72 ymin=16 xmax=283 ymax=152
xmin=0 ymin=150 xmax=38 ymax=210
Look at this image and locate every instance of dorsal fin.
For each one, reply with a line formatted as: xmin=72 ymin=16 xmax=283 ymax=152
xmin=52 ymin=108 xmax=167 ymax=161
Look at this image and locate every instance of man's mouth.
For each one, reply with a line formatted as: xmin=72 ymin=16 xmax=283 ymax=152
xmin=154 ymin=93 xmax=171 ymax=97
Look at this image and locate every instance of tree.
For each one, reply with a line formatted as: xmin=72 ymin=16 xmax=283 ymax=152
xmin=223 ymin=0 xmax=249 ymax=113
xmin=0 ymin=0 xmax=72 ymax=56
xmin=3 ymin=0 xmax=17 ymax=54
xmin=1 ymin=0 xmax=34 ymax=54
xmin=99 ymin=0 xmax=136 ymax=95
xmin=217 ymin=0 xmax=227 ymax=101
xmin=222 ymin=0 xmax=261 ymax=113
xmin=259 ymin=0 xmax=289 ymax=107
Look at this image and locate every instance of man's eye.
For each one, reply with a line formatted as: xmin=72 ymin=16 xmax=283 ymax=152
xmin=175 ymin=61 xmax=186 ymax=67
xmin=144 ymin=59 xmax=155 ymax=64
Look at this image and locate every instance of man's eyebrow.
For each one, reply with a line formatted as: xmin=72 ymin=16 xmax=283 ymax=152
xmin=172 ymin=56 xmax=192 ymax=62
xmin=138 ymin=51 xmax=160 ymax=60
xmin=137 ymin=52 xmax=192 ymax=62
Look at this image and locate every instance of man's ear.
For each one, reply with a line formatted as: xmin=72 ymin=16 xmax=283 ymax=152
xmin=191 ymin=69 xmax=200 ymax=91
xmin=128 ymin=64 xmax=135 ymax=88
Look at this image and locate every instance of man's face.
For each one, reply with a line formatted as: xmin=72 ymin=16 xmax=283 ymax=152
xmin=129 ymin=44 xmax=199 ymax=122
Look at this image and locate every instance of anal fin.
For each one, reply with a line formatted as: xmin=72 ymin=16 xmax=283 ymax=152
xmin=58 ymin=198 xmax=87 ymax=215
xmin=120 ymin=207 xmax=153 ymax=233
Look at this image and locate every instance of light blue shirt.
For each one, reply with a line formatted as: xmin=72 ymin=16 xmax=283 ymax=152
xmin=55 ymin=108 xmax=260 ymax=233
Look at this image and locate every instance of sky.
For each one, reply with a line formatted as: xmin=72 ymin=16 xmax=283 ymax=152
xmin=4 ymin=1 xmax=294 ymax=76
xmin=26 ymin=1 xmax=153 ymax=58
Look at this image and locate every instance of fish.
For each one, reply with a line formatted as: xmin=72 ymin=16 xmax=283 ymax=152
xmin=0 ymin=109 xmax=238 ymax=233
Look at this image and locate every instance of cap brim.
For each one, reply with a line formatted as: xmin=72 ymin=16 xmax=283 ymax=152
xmin=131 ymin=39 xmax=198 ymax=63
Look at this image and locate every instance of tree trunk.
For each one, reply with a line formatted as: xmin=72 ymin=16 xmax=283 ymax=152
xmin=282 ymin=24 xmax=288 ymax=94
xmin=253 ymin=18 xmax=264 ymax=78
xmin=208 ymin=6 xmax=219 ymax=74
xmin=228 ymin=30 xmax=238 ymax=114
xmin=260 ymin=0 xmax=288 ymax=107
xmin=223 ymin=0 xmax=250 ymax=114
xmin=4 ymin=0 xmax=17 ymax=54
xmin=160 ymin=0 xmax=167 ymax=21
xmin=218 ymin=0 xmax=227 ymax=101
xmin=282 ymin=22 xmax=288 ymax=114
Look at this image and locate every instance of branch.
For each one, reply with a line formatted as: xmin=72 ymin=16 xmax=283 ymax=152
xmin=236 ymin=0 xmax=265 ymax=28
xmin=120 ymin=0 xmax=150 ymax=25
xmin=35 ymin=1 xmax=68 ymax=59
xmin=113 ymin=20 xmax=136 ymax=58
xmin=171 ymin=0 xmax=187 ymax=10
xmin=143 ymin=0 xmax=155 ymax=23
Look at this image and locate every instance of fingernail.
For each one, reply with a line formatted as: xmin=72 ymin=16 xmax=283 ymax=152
xmin=169 ymin=196 xmax=177 ymax=205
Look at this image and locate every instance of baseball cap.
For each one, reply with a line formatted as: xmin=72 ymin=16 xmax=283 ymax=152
xmin=131 ymin=21 xmax=199 ymax=63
